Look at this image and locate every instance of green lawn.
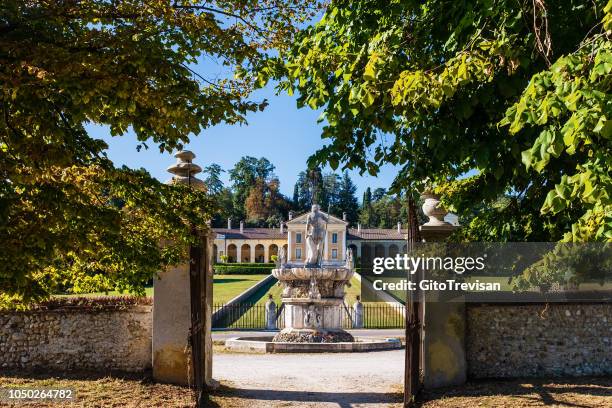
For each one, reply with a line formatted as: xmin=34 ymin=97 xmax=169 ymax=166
xmin=59 ymin=274 xmax=269 ymax=305
xmin=212 ymin=274 xmax=269 ymax=304
xmin=345 ymin=276 xmax=363 ymax=303
xmin=254 ymin=279 xmax=284 ymax=305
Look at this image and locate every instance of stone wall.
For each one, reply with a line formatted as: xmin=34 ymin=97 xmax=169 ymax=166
xmin=466 ymin=303 xmax=611 ymax=378
xmin=0 ymin=305 xmax=152 ymax=372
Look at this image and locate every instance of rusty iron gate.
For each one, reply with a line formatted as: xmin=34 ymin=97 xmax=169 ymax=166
xmin=188 ymin=229 xmax=208 ymax=407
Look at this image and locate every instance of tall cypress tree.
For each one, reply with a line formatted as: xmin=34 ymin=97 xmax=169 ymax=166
xmin=359 ymin=187 xmax=373 ymax=227
xmin=336 ymin=172 xmax=359 ymax=225
xmin=362 ymin=187 xmax=372 ymax=208
xmin=292 ymin=183 xmax=300 ymax=209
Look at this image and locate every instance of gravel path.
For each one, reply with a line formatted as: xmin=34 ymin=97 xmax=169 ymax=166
xmin=213 ymin=350 xmax=404 ymax=408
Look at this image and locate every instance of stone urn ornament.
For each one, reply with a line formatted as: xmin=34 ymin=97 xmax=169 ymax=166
xmin=421 ymin=190 xmax=448 ymax=226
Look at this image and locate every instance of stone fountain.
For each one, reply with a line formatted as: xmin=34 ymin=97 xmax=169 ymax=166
xmin=272 ymin=204 xmax=355 ymax=343
xmin=224 ymin=204 xmax=402 ymax=352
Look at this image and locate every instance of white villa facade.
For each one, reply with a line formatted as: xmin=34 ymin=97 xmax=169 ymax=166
xmin=212 ymin=210 xmax=411 ymax=264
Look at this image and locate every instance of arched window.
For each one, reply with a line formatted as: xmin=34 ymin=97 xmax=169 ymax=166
xmin=269 ymin=244 xmax=279 ymax=262
xmin=241 ymin=244 xmax=250 ymax=263
xmin=361 ymin=244 xmax=373 ymax=266
xmin=227 ymin=244 xmax=237 ymax=263
xmin=255 ymin=244 xmax=265 ymax=263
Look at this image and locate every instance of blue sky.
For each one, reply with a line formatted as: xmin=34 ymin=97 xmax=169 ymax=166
xmin=86 ymin=82 xmax=401 ymax=199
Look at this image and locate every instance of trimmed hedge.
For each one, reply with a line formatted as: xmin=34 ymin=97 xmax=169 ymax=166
xmin=213 ymin=263 xmax=275 ymax=275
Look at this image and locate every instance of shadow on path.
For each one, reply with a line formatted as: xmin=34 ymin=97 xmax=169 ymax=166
xmin=211 ymin=385 xmax=402 ymax=408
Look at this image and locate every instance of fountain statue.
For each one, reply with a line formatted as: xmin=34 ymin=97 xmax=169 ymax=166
xmin=272 ymin=204 xmax=355 ymax=343
xmin=305 ymin=204 xmax=326 ymax=266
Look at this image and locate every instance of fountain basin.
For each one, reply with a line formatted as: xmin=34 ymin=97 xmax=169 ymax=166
xmin=225 ymin=336 xmax=403 ymax=353
xmin=272 ymin=266 xmax=354 ymax=281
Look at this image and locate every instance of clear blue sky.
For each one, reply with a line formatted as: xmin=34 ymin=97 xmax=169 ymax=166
xmin=85 ymin=82 xmax=400 ymax=200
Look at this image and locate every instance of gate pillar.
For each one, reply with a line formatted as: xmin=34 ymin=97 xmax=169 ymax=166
xmin=153 ymin=256 xmax=193 ymax=384
xmin=152 ymin=151 xmax=213 ymax=387
xmin=420 ymin=192 xmax=466 ymax=388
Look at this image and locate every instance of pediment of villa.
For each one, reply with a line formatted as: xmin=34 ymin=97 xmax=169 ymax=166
xmin=286 ymin=210 xmax=348 ymax=226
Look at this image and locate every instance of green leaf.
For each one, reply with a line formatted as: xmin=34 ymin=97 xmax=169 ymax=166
xmin=362 ymin=89 xmax=376 ymax=107
xmin=521 ymin=149 xmax=533 ymax=169
xmin=593 ymin=117 xmax=612 ymax=139
xmin=363 ymin=64 xmax=376 ymax=81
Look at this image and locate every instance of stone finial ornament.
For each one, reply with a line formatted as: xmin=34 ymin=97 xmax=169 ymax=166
xmin=166 ymin=150 xmax=205 ymax=190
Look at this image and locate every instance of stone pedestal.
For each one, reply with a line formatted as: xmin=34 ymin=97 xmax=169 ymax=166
xmin=282 ymin=298 xmax=344 ymax=329
xmin=274 ymin=297 xmax=352 ymax=342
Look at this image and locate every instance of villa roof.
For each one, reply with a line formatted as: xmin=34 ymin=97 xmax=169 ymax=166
xmin=213 ymin=228 xmax=287 ymax=240
xmin=286 ymin=210 xmax=348 ymax=226
xmin=213 ymin=226 xmax=409 ymax=241
xmin=347 ymin=228 xmax=407 ymax=241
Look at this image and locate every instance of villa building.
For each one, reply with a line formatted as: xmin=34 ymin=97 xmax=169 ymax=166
xmin=212 ymin=210 xmax=415 ymax=264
